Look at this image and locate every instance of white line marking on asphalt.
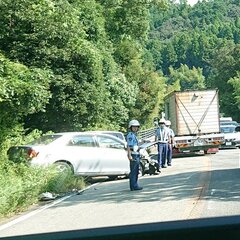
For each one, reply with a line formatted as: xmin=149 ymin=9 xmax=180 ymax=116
xmin=0 ymin=184 xmax=98 ymax=232
xmin=185 ymin=173 xmax=196 ymax=179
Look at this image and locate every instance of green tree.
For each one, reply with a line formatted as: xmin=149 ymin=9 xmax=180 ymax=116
xmin=228 ymin=72 xmax=240 ymax=112
xmin=161 ymin=43 xmax=178 ymax=74
xmin=167 ymin=64 xmax=205 ymax=92
xmin=0 ymin=53 xmax=51 ymax=145
xmin=130 ymin=71 xmax=166 ymax=127
xmin=208 ymin=44 xmax=240 ymax=121
xmin=0 ymin=0 xmax=138 ymax=131
xmin=146 ymin=39 xmax=163 ymax=70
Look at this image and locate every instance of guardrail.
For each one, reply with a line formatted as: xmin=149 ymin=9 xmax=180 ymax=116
xmin=138 ymin=128 xmax=156 ymax=143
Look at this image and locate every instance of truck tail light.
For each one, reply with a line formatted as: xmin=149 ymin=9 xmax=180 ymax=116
xmin=212 ymin=137 xmax=225 ymax=144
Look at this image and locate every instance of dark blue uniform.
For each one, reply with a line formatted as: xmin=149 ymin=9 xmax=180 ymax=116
xmin=167 ymin=128 xmax=175 ymax=166
xmin=126 ymin=132 xmax=141 ymax=190
xmin=155 ymin=126 xmax=169 ymax=168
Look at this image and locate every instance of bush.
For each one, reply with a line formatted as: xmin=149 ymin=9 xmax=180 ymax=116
xmin=41 ymin=166 xmax=86 ymax=194
xmin=0 ymin=161 xmax=86 ymax=218
xmin=0 ymin=129 xmax=86 ymax=219
xmin=0 ymin=154 xmax=86 ymax=219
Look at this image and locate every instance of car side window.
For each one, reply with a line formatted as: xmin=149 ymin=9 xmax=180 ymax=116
xmin=68 ymin=136 xmax=95 ymax=147
xmin=97 ymin=136 xmax=124 ymax=149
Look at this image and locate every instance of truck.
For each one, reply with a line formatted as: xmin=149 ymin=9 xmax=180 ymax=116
xmin=164 ymin=89 xmax=224 ymax=154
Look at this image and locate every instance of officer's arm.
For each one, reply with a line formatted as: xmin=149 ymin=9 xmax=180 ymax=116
xmin=167 ymin=130 xmax=171 ymax=143
xmin=154 ymin=129 xmax=158 ymax=142
xmin=127 ymin=146 xmax=132 ymax=160
xmin=126 ymin=134 xmax=133 ymax=160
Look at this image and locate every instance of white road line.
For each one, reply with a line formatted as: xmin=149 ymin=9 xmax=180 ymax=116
xmin=0 ymin=184 xmax=97 ymax=232
xmin=185 ymin=173 xmax=197 ymax=180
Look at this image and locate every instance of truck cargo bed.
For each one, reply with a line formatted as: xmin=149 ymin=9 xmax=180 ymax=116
xmin=164 ymin=89 xmax=220 ymax=136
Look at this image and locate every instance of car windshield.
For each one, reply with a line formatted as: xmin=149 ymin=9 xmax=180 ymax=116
xmin=220 ymin=126 xmax=236 ymax=133
xmin=220 ymin=121 xmax=238 ymax=126
xmin=90 ymin=131 xmax=125 ymax=141
xmin=29 ymin=134 xmax=62 ymax=145
xmin=109 ymin=132 xmax=125 ymax=141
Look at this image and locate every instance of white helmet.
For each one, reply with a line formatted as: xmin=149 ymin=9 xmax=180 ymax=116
xmin=128 ymin=119 xmax=140 ymax=128
xmin=159 ymin=118 xmax=166 ymax=124
xmin=165 ymin=120 xmax=171 ymax=126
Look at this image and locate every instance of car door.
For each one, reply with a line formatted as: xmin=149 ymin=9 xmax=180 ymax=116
xmin=64 ymin=135 xmax=101 ymax=175
xmin=95 ymin=134 xmax=129 ymax=174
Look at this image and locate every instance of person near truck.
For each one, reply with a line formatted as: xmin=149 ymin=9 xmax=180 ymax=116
xmin=155 ymin=118 xmax=170 ymax=169
xmin=126 ymin=120 xmax=143 ymax=191
xmin=165 ymin=120 xmax=175 ymax=166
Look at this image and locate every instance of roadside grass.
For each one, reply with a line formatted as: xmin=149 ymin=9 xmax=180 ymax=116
xmin=0 ymin=159 xmax=86 ymax=219
xmin=0 ymin=128 xmax=87 ymax=219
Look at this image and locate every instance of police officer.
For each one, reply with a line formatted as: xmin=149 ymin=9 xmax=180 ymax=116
xmin=126 ymin=120 xmax=143 ymax=191
xmin=165 ymin=120 xmax=175 ymax=166
xmin=155 ymin=118 xmax=170 ymax=169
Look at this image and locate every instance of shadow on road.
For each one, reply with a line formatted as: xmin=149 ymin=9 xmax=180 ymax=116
xmin=51 ymin=167 xmax=240 ymax=209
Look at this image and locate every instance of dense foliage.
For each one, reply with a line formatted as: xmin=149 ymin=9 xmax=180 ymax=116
xmin=1 ymin=0 xmax=239 ymax=143
xmin=148 ymin=0 xmax=240 ymax=121
xmin=0 ymin=0 xmax=166 ymax=139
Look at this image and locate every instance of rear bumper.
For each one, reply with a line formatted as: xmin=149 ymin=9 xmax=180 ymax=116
xmin=219 ymin=143 xmax=237 ymax=149
xmin=175 ymin=144 xmax=220 ymax=152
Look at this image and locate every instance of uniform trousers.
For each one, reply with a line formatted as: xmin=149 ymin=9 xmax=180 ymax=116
xmin=129 ymin=154 xmax=140 ymax=190
xmin=157 ymin=142 xmax=168 ymax=167
xmin=167 ymin=144 xmax=173 ymax=164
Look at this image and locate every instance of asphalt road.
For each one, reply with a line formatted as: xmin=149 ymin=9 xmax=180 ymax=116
xmin=0 ymin=149 xmax=239 ymax=238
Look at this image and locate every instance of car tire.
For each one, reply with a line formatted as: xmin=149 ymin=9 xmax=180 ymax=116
xmin=54 ymin=161 xmax=73 ymax=174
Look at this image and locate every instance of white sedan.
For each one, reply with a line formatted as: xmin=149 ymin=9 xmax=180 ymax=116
xmin=7 ymin=132 xmax=130 ymax=178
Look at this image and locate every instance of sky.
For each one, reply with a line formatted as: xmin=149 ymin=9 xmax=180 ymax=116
xmin=175 ymin=0 xmax=200 ymax=6
xmin=187 ymin=0 xmax=199 ymax=6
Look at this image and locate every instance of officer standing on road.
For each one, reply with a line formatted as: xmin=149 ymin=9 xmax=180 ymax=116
xmin=126 ymin=120 xmax=143 ymax=191
xmin=155 ymin=118 xmax=170 ymax=169
xmin=165 ymin=120 xmax=175 ymax=166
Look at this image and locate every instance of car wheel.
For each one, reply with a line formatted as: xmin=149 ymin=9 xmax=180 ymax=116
xmin=54 ymin=161 xmax=73 ymax=174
